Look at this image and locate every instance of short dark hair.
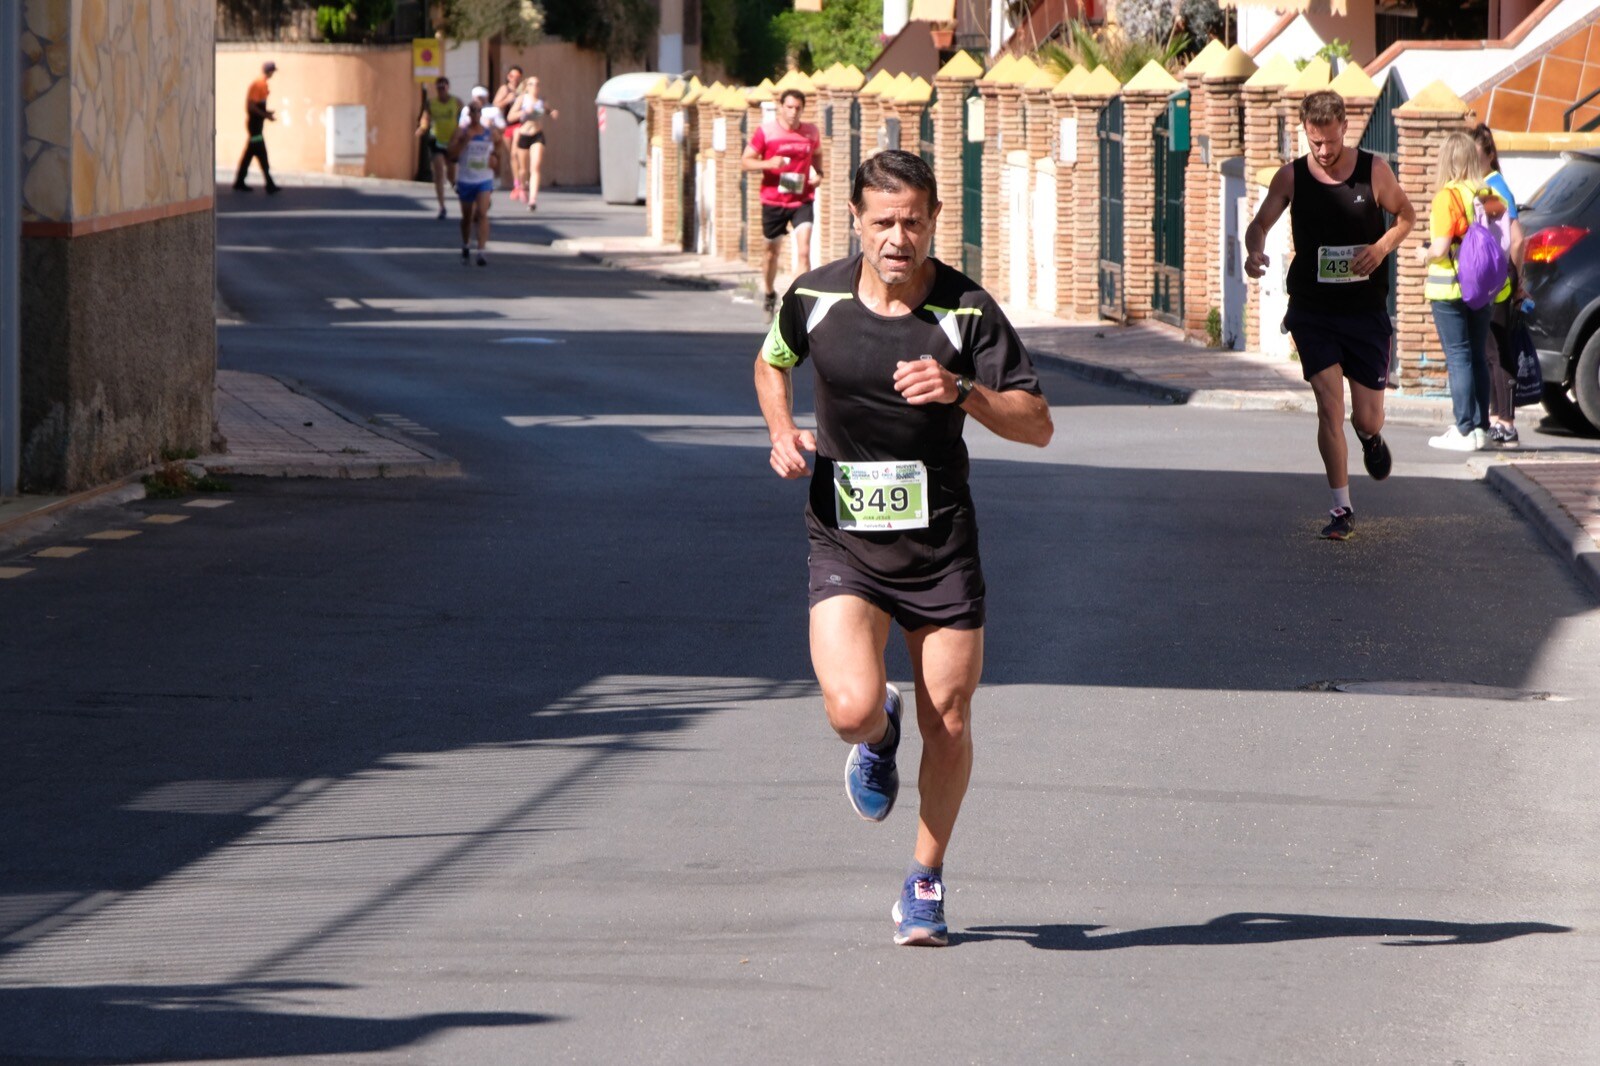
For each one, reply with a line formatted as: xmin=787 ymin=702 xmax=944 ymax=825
xmin=1300 ymin=89 xmax=1346 ymax=127
xmin=1471 ymin=123 xmax=1501 ymax=172
xmin=780 ymin=88 xmax=806 ymax=107
xmin=508 ymin=66 xmax=524 ymax=76
xmin=850 ymin=150 xmax=939 ymax=211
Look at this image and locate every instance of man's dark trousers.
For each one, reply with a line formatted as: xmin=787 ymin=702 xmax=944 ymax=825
xmin=234 ymin=137 xmax=276 ymax=190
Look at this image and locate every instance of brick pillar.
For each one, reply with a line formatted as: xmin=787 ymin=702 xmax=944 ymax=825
xmin=645 ymin=87 xmax=664 ymax=240
xmin=697 ymin=87 xmax=729 ymax=252
xmin=976 ymin=78 xmax=1004 ymax=294
xmin=745 ymin=89 xmax=773 ymax=272
xmin=1048 ymin=78 xmax=1079 ymax=317
xmin=1393 ymin=87 xmax=1473 ymax=392
xmin=1181 ymin=67 xmax=1211 ymax=339
xmin=820 ymin=76 xmax=864 ymax=262
xmin=658 ymin=84 xmax=687 ymax=247
xmin=859 ymin=69 xmax=894 ymax=158
xmin=1067 ymin=81 xmax=1118 ymax=319
xmin=1196 ymin=61 xmax=1250 ymax=342
xmin=996 ymin=83 xmax=1029 ymax=305
xmin=1021 ymin=76 xmax=1056 ymax=311
xmin=716 ymin=94 xmax=746 ymax=264
xmin=1122 ymin=87 xmax=1167 ymax=323
xmin=1242 ymin=78 xmax=1287 ymax=349
xmin=933 ymin=54 xmax=983 ymax=269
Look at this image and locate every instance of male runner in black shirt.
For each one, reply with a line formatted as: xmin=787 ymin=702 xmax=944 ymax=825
xmin=1244 ymin=89 xmax=1414 ymax=540
xmin=753 ymin=151 xmax=1053 ymax=946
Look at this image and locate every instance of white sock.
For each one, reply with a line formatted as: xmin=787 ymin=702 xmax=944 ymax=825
xmin=1331 ymin=486 xmax=1352 ymax=513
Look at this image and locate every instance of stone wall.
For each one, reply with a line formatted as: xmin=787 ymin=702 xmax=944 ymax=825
xmin=18 ymin=0 xmax=217 ymax=492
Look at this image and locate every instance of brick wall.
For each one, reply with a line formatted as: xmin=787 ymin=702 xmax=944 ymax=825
xmin=1394 ymin=104 xmax=1472 ymax=392
xmin=1122 ymin=90 xmax=1168 ymax=323
xmin=1069 ymin=92 xmax=1115 ymax=319
xmin=933 ymin=75 xmax=975 ymax=267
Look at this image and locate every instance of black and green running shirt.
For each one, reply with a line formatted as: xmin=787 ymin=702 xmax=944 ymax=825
xmin=762 ymin=254 xmax=1042 ymax=580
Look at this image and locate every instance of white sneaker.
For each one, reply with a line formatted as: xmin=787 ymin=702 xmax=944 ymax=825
xmin=1472 ymin=427 xmax=1491 ymax=449
xmin=1428 ymin=426 xmax=1482 ymax=452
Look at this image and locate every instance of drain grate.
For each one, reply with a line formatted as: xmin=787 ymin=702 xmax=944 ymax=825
xmin=1303 ymin=680 xmax=1569 ymax=702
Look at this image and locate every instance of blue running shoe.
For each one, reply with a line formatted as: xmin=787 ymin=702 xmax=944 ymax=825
xmin=892 ymin=873 xmax=948 ymax=946
xmin=844 ymin=683 xmax=901 ymax=822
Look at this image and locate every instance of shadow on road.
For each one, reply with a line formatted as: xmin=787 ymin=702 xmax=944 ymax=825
xmin=957 ymin=912 xmax=1572 ymax=949
xmin=0 ymin=981 xmax=552 ymax=1064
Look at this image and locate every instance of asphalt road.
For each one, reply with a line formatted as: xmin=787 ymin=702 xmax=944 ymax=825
xmin=0 ymin=180 xmax=1597 ymax=1065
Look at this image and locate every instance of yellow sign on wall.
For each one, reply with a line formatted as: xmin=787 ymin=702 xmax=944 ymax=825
xmin=413 ymin=38 xmax=442 ymax=83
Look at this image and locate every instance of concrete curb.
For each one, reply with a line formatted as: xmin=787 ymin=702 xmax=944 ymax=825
xmin=204 ymin=375 xmax=463 ymax=480
xmin=547 ymin=239 xmax=750 ymax=292
xmin=1486 ymin=464 xmax=1600 ymax=600
xmin=0 ymin=478 xmax=148 ymax=552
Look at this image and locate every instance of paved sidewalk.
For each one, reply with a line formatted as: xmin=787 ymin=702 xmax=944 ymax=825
xmin=207 ymin=370 xmax=459 ymax=479
xmin=555 ymin=234 xmax=1600 ymax=600
xmin=0 ymin=371 xmax=457 ymax=549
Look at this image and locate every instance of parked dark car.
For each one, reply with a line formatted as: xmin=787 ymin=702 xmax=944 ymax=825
xmin=1518 ymin=148 xmax=1600 ymax=435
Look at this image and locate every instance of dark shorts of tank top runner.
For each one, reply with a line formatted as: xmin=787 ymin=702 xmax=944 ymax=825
xmin=807 ymin=548 xmax=986 ymax=632
xmin=1283 ymin=305 xmax=1392 ymax=391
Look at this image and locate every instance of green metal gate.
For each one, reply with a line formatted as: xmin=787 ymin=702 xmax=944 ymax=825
xmin=1358 ymin=73 xmax=1405 ymax=325
xmin=849 ymin=98 xmax=862 ymax=257
xmin=1098 ymin=97 xmax=1125 ymax=321
xmin=919 ymin=90 xmax=936 ymax=167
xmin=1152 ymin=101 xmax=1188 ymax=326
xmin=962 ymin=84 xmax=982 ymax=280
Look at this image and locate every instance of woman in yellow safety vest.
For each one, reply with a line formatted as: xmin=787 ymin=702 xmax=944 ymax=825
xmin=1417 ymin=130 xmax=1509 ymax=452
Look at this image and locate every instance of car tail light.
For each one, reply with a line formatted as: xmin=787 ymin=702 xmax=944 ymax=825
xmin=1524 ymin=225 xmax=1589 ymax=263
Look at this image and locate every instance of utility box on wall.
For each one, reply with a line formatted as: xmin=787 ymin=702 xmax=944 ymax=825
xmin=326 ymin=104 xmax=367 ymax=175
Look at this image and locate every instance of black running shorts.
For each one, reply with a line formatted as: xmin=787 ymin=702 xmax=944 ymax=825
xmin=762 ymin=202 xmax=815 ymax=241
xmin=808 ymin=548 xmax=985 ymax=632
xmin=1284 ymin=304 xmax=1393 ymax=391
xmin=516 ymin=130 xmax=545 ymax=150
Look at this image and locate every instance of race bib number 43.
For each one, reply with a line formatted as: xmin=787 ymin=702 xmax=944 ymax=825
xmin=834 ymin=460 xmax=929 ymax=531
xmin=1317 ymin=244 xmax=1365 ymax=284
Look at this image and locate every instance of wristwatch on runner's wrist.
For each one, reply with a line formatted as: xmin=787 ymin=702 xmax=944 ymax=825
xmin=954 ymin=376 xmax=975 ymax=406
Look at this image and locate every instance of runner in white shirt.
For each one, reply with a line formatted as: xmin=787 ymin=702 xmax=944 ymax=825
xmin=447 ymin=100 xmax=504 ymax=266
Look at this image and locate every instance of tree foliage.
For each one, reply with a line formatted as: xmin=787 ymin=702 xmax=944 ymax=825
xmin=438 ymin=0 xmax=545 ymax=46
xmin=776 ymin=0 xmax=882 ymax=72
xmin=542 ymin=0 xmax=658 ymax=61
xmin=1037 ymin=20 xmax=1188 ymax=81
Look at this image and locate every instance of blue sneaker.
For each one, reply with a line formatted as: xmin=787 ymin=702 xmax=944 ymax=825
xmin=892 ymin=873 xmax=948 ymax=946
xmin=844 ymin=683 xmax=901 ymax=822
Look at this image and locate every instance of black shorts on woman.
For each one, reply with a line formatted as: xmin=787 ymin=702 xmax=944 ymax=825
xmin=1283 ymin=150 xmax=1393 ymax=392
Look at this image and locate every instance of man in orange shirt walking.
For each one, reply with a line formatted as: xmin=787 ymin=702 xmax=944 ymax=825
xmin=233 ymin=60 xmax=279 ymax=194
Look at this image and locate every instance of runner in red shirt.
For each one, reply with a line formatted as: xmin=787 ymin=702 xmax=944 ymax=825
xmin=741 ymin=89 xmax=823 ymax=315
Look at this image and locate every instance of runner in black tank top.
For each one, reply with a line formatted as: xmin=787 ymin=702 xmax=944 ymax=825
xmin=1286 ymin=151 xmax=1388 ymax=312
xmin=1243 ymin=89 xmax=1415 ymax=541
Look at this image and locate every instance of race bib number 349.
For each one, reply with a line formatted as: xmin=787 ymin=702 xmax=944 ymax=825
xmin=834 ymin=460 xmax=929 ymax=531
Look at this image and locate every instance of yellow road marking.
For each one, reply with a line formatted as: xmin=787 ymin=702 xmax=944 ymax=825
xmin=33 ymin=546 xmax=88 ymax=558
xmin=143 ymin=514 xmax=190 ymax=525
xmin=86 ymin=529 xmax=142 ymax=540
xmin=0 ymin=566 xmax=34 ymax=579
